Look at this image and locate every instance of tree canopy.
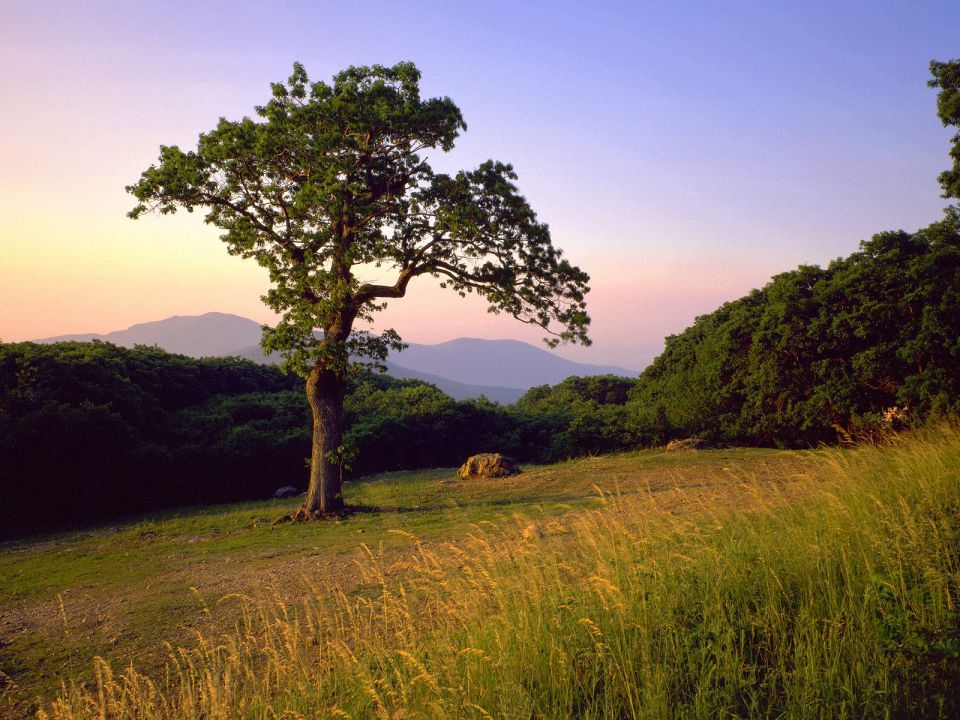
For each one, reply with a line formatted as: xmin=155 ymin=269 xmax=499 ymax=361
xmin=128 ymin=62 xmax=590 ymax=375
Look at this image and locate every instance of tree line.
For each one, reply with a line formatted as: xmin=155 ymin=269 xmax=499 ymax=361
xmin=0 ymin=341 xmax=623 ymax=536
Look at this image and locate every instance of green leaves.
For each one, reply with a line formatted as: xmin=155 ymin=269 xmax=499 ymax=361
xmin=929 ymin=57 xmax=960 ymax=200
xmin=377 ymin=159 xmax=591 ymax=347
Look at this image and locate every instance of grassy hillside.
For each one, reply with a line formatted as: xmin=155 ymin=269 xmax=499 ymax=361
xmin=3 ymin=427 xmax=958 ymax=718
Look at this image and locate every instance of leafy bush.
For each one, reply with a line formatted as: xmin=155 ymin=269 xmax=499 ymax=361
xmin=628 ymin=210 xmax=960 ymax=447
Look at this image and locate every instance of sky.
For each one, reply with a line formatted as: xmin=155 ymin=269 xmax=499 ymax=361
xmin=1 ymin=0 xmax=958 ymax=370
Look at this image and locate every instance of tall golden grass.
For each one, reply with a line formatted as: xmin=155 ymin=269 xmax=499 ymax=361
xmin=41 ymin=425 xmax=960 ymax=719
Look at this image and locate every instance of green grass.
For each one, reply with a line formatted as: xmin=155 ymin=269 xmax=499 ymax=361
xmin=6 ymin=436 xmax=959 ymax=718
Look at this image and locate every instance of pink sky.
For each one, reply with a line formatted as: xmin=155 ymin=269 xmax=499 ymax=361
xmin=1 ymin=2 xmax=955 ymax=369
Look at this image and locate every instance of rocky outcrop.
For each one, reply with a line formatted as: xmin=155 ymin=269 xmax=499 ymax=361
xmin=665 ymin=438 xmax=715 ymax=452
xmin=458 ymin=453 xmax=522 ymax=479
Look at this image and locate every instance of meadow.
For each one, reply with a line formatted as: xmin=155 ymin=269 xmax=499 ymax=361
xmin=2 ymin=426 xmax=958 ymax=718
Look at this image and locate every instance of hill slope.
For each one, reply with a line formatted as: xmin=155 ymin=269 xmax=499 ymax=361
xmin=4 ymin=428 xmax=959 ymax=718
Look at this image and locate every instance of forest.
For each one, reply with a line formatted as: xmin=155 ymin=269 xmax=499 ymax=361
xmin=2 ymin=208 xmax=958 ymax=537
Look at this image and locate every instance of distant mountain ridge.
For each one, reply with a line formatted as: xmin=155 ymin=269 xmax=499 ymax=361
xmin=37 ymin=313 xmax=638 ymax=402
xmin=39 ymin=312 xmax=263 ymax=358
xmin=388 ymin=337 xmax=635 ymax=388
xmin=227 ymin=343 xmax=529 ymax=403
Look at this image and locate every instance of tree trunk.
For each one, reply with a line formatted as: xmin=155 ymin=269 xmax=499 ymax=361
xmin=303 ymin=364 xmax=346 ymax=515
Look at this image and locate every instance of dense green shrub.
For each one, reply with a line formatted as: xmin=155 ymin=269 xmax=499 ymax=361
xmin=628 ymin=210 xmax=960 ymax=447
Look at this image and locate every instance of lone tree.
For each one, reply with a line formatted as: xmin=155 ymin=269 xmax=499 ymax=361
xmin=128 ymin=62 xmax=591 ymax=517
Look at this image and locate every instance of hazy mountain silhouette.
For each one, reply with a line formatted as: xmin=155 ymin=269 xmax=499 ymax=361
xmin=37 ymin=313 xmax=638 ymax=402
xmin=388 ymin=338 xmax=637 ymax=388
xmin=380 ymin=363 xmax=527 ymax=404
xmin=38 ymin=312 xmax=262 ymax=358
xmin=227 ymin=343 xmax=526 ymax=403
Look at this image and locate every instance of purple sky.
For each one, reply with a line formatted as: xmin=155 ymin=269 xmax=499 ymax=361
xmin=1 ymin=1 xmax=957 ymax=368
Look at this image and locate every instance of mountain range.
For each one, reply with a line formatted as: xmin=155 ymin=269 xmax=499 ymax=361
xmin=37 ymin=313 xmax=638 ymax=403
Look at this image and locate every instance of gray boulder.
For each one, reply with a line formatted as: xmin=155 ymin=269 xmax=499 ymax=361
xmin=273 ymin=485 xmax=300 ymax=499
xmin=458 ymin=453 xmax=522 ymax=479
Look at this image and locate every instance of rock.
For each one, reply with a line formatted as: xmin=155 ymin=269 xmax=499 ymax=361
xmin=665 ymin=438 xmax=714 ymax=452
xmin=273 ymin=485 xmax=300 ymax=499
xmin=521 ymin=522 xmax=544 ymax=541
xmin=458 ymin=453 xmax=522 ymax=479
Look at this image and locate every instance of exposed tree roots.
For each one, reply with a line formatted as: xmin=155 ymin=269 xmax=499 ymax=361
xmin=272 ymin=505 xmax=348 ymax=526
